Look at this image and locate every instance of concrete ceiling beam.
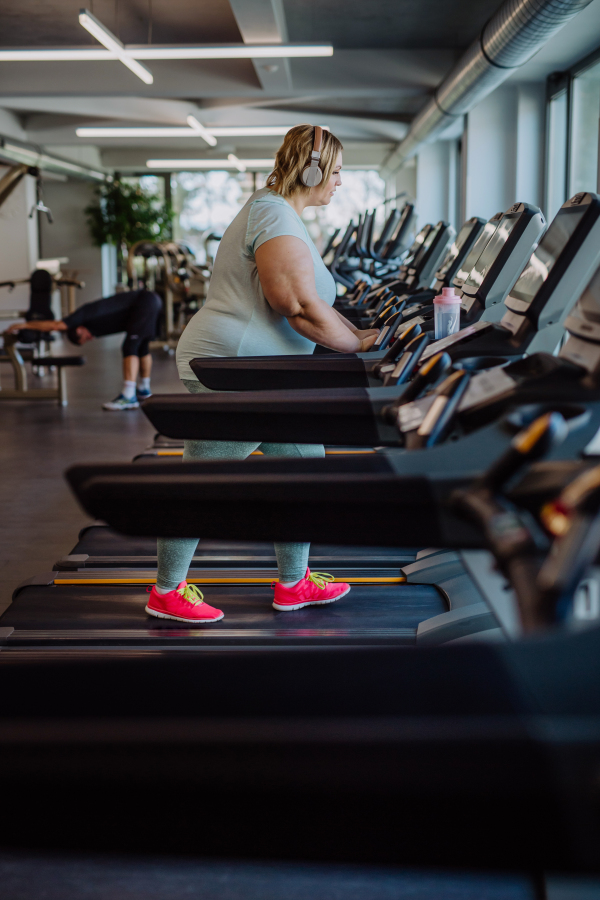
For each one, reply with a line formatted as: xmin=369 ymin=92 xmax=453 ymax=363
xmin=229 ymin=0 xmax=293 ymax=92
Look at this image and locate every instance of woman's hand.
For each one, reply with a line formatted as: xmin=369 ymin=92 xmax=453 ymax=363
xmin=353 ymin=328 xmax=379 ymax=341
xmin=358 ymin=333 xmax=379 ymax=352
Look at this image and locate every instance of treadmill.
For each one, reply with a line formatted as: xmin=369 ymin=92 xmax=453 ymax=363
xmin=4 ymin=445 xmax=600 ymax=882
xmin=142 ymin=193 xmax=600 ymax=448
xmin=61 ymin=249 xmax=600 ymax=644
xmin=341 ymin=223 xmax=432 ymax=307
xmin=391 ymin=214 xmax=485 ymax=310
xmin=360 ymin=215 xmax=485 ymax=346
xmin=399 ymin=202 xmax=545 ymax=330
xmin=188 ymin=202 xmax=546 ymax=393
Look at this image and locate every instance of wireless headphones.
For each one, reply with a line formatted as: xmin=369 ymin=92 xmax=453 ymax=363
xmin=301 ymin=125 xmax=324 ymax=187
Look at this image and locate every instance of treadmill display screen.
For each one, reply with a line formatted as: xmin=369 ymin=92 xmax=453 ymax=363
xmin=510 ymin=206 xmax=586 ymax=305
xmin=454 ymin=219 xmax=500 ymax=286
xmin=462 ymin=213 xmax=521 ymax=291
xmin=412 ymin=223 xmax=441 ymax=268
xmin=404 ymin=226 xmax=430 ymax=267
xmin=437 ymin=221 xmax=477 ymax=280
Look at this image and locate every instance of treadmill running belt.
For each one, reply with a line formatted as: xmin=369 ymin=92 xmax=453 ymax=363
xmin=71 ymin=526 xmax=417 ymax=566
xmin=0 ymin=583 xmax=446 ymax=647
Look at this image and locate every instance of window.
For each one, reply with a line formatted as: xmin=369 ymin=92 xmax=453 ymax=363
xmin=170 ymin=167 xmax=385 ymax=258
xmin=545 ymin=49 xmax=600 ymax=222
xmin=171 ymin=170 xmax=267 ymax=263
xmin=570 ymin=57 xmax=600 ymax=196
xmin=301 ymin=169 xmax=386 ymax=252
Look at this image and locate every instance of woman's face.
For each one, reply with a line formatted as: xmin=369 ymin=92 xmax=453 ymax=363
xmin=310 ymin=153 xmax=342 ymax=206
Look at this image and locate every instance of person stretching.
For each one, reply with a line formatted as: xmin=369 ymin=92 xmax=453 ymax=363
xmin=5 ymin=288 xmax=162 ymax=410
xmin=144 ymin=124 xmax=378 ymax=625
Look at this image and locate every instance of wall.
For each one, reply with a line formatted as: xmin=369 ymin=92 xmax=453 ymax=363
xmin=415 ymin=140 xmax=460 ymax=230
xmin=39 ymin=179 xmax=104 ymax=308
xmin=462 ymin=87 xmax=519 ymax=222
xmin=461 ymin=84 xmax=545 ymax=222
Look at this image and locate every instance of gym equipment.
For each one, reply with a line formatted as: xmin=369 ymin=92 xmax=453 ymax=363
xmin=0 ymin=268 xmax=85 ymax=405
xmin=144 ymin=194 xmax=600 ymax=446
xmin=126 ymin=240 xmax=210 ymax=345
xmin=188 ymin=202 xmax=547 ymax=393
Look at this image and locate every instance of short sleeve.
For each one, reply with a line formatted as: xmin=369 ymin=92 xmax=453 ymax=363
xmin=245 ymin=195 xmax=309 ymax=257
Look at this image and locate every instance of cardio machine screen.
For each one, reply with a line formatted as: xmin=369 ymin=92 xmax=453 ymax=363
xmin=411 ymin=223 xmax=440 ymax=268
xmin=462 ymin=213 xmax=522 ymax=291
xmin=454 ymin=219 xmax=499 ymax=286
xmin=404 ymin=226 xmax=430 ymax=267
xmin=437 ymin=221 xmax=476 ymax=280
xmin=510 ymin=206 xmax=586 ymax=305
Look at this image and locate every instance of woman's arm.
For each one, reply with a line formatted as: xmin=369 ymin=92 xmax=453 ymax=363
xmin=334 ymin=308 xmax=379 ymax=341
xmin=255 ymin=236 xmax=377 ymax=352
xmin=5 ymin=319 xmax=66 ymax=335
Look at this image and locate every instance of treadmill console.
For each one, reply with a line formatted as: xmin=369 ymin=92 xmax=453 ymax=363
xmin=397 ymin=224 xmax=432 ymax=278
xmin=561 ymin=264 xmax=600 ymax=373
xmin=453 ymin=213 xmax=502 ymax=292
xmin=433 ymin=217 xmax=485 ymax=290
xmin=461 ymin=202 xmax=545 ymax=318
xmin=421 ymin=320 xmax=492 ymax=361
xmin=416 ymin=221 xmax=455 ymax=288
xmin=502 ymin=192 xmax=600 ymax=340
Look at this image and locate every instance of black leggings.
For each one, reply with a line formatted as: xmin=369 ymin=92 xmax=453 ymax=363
xmin=121 ymin=290 xmax=163 ymax=357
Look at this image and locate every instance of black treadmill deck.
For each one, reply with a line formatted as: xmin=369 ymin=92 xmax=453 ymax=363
xmin=70 ymin=525 xmax=418 ymax=568
xmin=0 ymin=582 xmax=446 ymax=648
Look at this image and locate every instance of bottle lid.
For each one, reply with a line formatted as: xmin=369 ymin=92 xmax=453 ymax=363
xmin=433 ymin=287 xmax=461 ymax=305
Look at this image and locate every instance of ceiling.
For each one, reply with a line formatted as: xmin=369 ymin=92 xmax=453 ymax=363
xmin=0 ymin=0 xmax=597 ymax=173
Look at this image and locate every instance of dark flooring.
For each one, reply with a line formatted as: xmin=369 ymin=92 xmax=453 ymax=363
xmin=0 ymin=334 xmax=184 ymax=613
xmin=0 ymin=853 xmax=543 ymax=900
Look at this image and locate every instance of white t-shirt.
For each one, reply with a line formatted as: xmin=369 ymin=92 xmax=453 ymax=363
xmin=176 ymin=188 xmax=336 ymax=380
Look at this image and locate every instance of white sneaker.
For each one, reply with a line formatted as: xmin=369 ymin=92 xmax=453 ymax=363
xmin=102 ymin=393 xmax=140 ymax=411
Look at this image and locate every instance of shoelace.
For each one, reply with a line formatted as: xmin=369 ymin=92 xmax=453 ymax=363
xmin=146 ymin=583 xmax=204 ymax=604
xmin=308 ymin=571 xmax=335 ymax=589
xmin=177 ymin=583 xmax=205 ymax=605
xmin=271 ymin=571 xmax=335 ymax=591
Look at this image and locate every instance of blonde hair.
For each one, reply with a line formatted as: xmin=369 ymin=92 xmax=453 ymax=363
xmin=266 ymin=125 xmax=343 ymax=197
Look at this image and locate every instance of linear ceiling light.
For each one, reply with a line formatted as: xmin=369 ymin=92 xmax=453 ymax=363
xmin=0 ymin=44 xmax=333 ymax=62
xmin=208 ymin=126 xmax=329 ymax=136
xmin=186 ymin=115 xmax=217 ymax=147
xmin=76 ymin=125 xmax=328 ymax=139
xmin=146 ymin=159 xmax=275 ymax=169
xmin=78 ymin=9 xmax=154 ymax=84
xmin=77 ymin=127 xmax=199 ymax=137
xmin=228 ymin=154 xmax=246 ymax=172
xmin=132 ymin=45 xmax=333 ymax=59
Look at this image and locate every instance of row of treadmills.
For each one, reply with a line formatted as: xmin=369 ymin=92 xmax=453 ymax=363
xmin=4 ymin=192 xmax=600 ymax=889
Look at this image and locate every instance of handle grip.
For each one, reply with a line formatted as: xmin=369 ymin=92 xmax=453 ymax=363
xmin=412 ymin=369 xmax=471 ymax=447
xmin=481 ymin=412 xmax=567 ymax=493
xmin=383 ymin=332 xmax=430 ymax=386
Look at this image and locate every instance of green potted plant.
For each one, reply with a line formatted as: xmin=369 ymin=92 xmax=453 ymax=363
xmin=85 ymin=178 xmax=173 ymax=284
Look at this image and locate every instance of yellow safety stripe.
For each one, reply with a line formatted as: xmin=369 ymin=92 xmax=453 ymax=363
xmin=156 ymin=449 xmax=376 ymax=457
xmin=54 ymin=576 xmax=407 ymax=585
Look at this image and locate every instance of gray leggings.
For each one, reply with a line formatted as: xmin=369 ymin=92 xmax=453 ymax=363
xmin=156 ymin=379 xmax=325 ymax=590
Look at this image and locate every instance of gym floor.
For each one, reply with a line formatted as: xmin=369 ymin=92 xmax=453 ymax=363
xmin=0 ymin=334 xmax=184 ymax=614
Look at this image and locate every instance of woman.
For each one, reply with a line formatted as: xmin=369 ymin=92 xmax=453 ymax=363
xmin=145 ymin=124 xmax=378 ymax=624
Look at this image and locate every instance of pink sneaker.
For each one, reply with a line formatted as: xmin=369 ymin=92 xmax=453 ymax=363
xmin=272 ymin=568 xmax=351 ymax=611
xmin=145 ymin=581 xmax=224 ymax=624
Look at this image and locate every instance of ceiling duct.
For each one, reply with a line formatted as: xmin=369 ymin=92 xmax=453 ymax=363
xmin=0 ymin=135 xmax=107 ymax=182
xmin=384 ymin=0 xmax=594 ymax=173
